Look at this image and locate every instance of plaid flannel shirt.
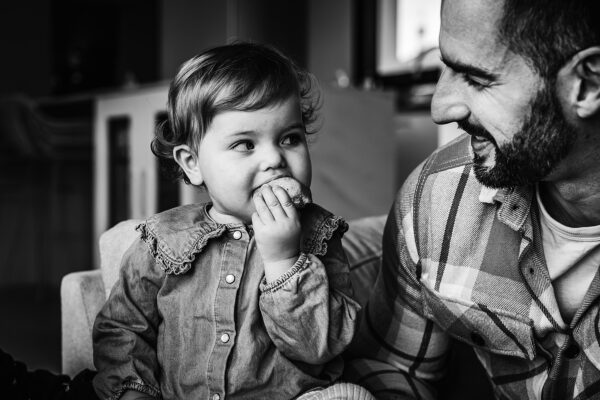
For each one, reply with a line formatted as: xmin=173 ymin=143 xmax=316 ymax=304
xmin=345 ymin=134 xmax=600 ymax=400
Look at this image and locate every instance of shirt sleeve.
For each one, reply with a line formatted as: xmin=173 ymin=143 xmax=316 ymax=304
xmin=344 ymin=170 xmax=450 ymax=400
xmin=258 ymin=229 xmax=360 ymax=364
xmin=92 ymin=239 xmax=163 ymax=400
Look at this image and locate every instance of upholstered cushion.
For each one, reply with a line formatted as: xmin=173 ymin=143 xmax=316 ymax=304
xmin=345 ymin=215 xmax=386 ymax=307
xmin=61 ymin=270 xmax=105 ymax=376
xmin=98 ymin=219 xmax=141 ymax=299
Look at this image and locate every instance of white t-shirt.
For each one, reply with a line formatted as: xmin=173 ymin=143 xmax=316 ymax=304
xmin=536 ymin=188 xmax=600 ymax=323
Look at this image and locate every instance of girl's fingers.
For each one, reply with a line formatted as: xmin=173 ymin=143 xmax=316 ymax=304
xmin=251 ymin=211 xmax=263 ymax=227
xmin=259 ymin=185 xmax=287 ymax=220
xmin=253 ymin=190 xmax=274 ymax=222
xmin=272 ymin=185 xmax=298 ymax=219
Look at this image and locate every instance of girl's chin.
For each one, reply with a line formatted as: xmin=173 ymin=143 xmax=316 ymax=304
xmin=208 ymin=205 xmax=248 ymax=225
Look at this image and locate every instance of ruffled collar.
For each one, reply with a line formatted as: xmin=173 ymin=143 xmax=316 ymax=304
xmin=136 ymin=203 xmax=348 ymax=275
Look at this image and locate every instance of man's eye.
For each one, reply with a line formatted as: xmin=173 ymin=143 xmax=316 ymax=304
xmin=463 ymin=74 xmax=487 ymax=89
xmin=281 ymin=133 xmax=304 ymax=146
xmin=232 ymin=141 xmax=254 ymax=151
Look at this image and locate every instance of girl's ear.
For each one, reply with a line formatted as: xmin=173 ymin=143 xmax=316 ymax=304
xmin=173 ymin=144 xmax=203 ymax=185
xmin=563 ymin=47 xmax=600 ymax=119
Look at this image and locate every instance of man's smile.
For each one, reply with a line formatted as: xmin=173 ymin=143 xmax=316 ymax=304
xmin=470 ymin=134 xmax=496 ymax=161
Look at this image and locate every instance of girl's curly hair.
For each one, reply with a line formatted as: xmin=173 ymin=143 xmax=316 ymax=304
xmin=151 ymin=41 xmax=321 ymax=184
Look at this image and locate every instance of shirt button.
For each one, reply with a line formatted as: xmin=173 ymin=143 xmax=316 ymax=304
xmin=225 ymin=274 xmax=235 ymax=284
xmin=232 ymin=231 xmax=242 ymax=240
xmin=470 ymin=331 xmax=486 ymax=347
xmin=212 ymin=394 xmax=221 ymax=400
xmin=220 ymin=333 xmax=230 ymax=343
xmin=564 ymin=342 xmax=580 ymax=359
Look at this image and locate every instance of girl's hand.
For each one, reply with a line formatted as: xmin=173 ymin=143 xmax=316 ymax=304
xmin=252 ymin=185 xmax=301 ymax=282
xmin=120 ymin=391 xmax=156 ymax=400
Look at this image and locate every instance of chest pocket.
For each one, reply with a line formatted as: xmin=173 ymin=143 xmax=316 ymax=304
xmin=421 ymin=285 xmax=536 ymax=360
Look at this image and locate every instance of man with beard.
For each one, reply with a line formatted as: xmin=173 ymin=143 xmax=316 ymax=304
xmin=345 ymin=0 xmax=600 ymax=399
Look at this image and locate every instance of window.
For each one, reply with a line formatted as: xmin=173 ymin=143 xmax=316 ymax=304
xmin=376 ymin=0 xmax=442 ymax=81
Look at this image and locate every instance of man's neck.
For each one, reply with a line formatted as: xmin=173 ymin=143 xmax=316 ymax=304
xmin=538 ymin=180 xmax=600 ymax=228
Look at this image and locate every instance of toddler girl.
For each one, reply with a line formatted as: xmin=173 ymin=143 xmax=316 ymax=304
xmin=92 ymin=42 xmax=373 ymax=400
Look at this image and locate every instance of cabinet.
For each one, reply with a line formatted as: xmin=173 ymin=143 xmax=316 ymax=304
xmin=93 ymin=83 xmax=200 ymax=267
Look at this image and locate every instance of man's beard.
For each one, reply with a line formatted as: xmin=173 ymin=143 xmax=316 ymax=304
xmin=459 ymin=84 xmax=576 ymax=189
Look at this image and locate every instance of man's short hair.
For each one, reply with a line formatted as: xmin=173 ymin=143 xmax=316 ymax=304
xmin=499 ymin=0 xmax=600 ymax=80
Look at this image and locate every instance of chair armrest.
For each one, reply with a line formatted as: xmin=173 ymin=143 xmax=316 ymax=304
xmin=60 ymin=270 xmax=105 ymax=377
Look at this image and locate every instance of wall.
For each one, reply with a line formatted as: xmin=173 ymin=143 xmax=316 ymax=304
xmin=159 ymin=0 xmax=308 ymax=80
xmin=0 ymin=0 xmax=53 ymax=96
xmin=159 ymin=0 xmax=228 ymax=80
xmin=234 ymin=0 xmax=307 ymax=67
xmin=311 ymin=87 xmax=397 ymax=219
xmin=0 ymin=0 xmax=356 ymax=99
xmin=0 ymin=97 xmax=92 ymax=287
xmin=307 ymin=0 xmax=353 ymax=85
xmin=51 ymin=0 xmax=159 ymax=94
xmin=0 ymin=0 xmax=160 ymax=97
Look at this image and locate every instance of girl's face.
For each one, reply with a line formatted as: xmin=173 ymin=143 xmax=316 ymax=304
xmin=195 ymin=96 xmax=311 ymax=224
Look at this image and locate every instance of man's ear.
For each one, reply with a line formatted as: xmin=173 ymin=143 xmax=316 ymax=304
xmin=173 ymin=144 xmax=203 ymax=185
xmin=566 ymin=47 xmax=600 ymax=119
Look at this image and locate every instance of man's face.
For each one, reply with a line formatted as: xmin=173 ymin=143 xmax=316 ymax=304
xmin=462 ymin=82 xmax=576 ymax=188
xmin=431 ymin=0 xmax=576 ymax=188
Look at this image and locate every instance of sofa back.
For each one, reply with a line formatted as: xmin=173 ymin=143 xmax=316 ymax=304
xmin=99 ymin=219 xmax=141 ymax=299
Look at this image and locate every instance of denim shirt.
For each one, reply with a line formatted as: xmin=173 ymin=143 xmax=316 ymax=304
xmin=92 ymin=202 xmax=360 ymax=400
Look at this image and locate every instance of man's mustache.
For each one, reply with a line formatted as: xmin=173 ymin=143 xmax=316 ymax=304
xmin=457 ymin=120 xmax=495 ymax=142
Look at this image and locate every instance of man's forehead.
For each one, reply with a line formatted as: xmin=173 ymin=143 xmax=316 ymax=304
xmin=441 ymin=0 xmax=503 ymax=39
xmin=440 ymin=0 xmax=510 ymax=71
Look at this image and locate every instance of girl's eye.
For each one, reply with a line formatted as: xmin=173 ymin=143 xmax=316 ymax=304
xmin=232 ymin=141 xmax=254 ymax=152
xmin=281 ymin=133 xmax=304 ymax=146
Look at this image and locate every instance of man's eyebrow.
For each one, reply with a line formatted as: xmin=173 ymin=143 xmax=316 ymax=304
xmin=440 ymin=56 xmax=499 ymax=80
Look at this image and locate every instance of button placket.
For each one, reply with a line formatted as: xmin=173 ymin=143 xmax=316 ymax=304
xmin=207 ymin=227 xmax=245 ymax=399
xmin=564 ymin=336 xmax=580 ymax=359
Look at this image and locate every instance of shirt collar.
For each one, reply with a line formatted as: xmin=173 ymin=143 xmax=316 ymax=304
xmin=137 ymin=203 xmax=239 ymax=275
xmin=478 ymin=184 xmax=534 ymax=233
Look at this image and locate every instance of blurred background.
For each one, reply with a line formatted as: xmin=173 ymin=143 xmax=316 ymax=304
xmin=0 ymin=0 xmax=460 ymax=376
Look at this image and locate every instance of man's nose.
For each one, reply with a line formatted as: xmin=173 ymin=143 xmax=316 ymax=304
xmin=431 ymin=67 xmax=470 ymax=125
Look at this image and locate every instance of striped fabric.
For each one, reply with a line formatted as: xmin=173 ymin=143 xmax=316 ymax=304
xmin=345 ymin=134 xmax=600 ymax=400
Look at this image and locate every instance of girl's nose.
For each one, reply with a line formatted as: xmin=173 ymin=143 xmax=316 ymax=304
xmin=260 ymin=145 xmax=286 ymax=170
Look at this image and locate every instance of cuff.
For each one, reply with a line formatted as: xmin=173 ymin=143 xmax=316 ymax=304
xmin=108 ymin=378 xmax=160 ymax=400
xmin=260 ymin=253 xmax=310 ymax=293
